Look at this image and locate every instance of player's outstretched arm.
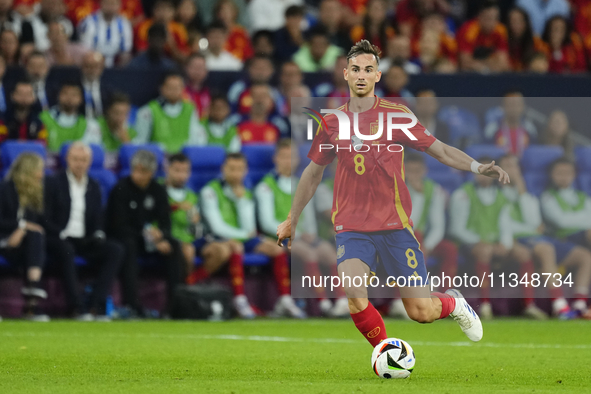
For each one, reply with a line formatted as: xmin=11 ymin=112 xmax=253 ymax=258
xmin=276 ymin=161 xmax=327 ymax=248
xmin=425 ymin=140 xmax=510 ymax=184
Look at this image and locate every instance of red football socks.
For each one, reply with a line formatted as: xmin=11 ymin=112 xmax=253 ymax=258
xmin=186 ymin=267 xmax=208 ymax=285
xmin=228 ymin=253 xmax=245 ymax=296
xmin=273 ymin=253 xmax=291 ymax=295
xmin=351 ymin=302 xmax=388 ymax=347
xmin=432 ymin=292 xmax=456 ymax=319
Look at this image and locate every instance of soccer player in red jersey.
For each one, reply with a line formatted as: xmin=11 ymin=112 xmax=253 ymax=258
xmin=278 ymin=39 xmax=510 ymax=347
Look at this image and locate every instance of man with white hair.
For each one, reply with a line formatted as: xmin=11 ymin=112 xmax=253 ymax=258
xmin=44 ymin=142 xmax=124 ymax=321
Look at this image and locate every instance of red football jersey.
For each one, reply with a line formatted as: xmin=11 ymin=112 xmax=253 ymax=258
xmin=308 ymin=97 xmax=436 ymax=233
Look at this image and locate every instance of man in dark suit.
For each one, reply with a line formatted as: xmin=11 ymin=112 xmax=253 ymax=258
xmin=81 ymin=51 xmax=113 ymax=119
xmin=44 ymin=142 xmax=123 ymax=321
xmin=106 ymin=149 xmax=183 ymax=317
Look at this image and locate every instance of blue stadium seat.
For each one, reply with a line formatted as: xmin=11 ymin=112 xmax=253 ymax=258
xmin=427 ymin=172 xmax=464 ymax=195
xmin=465 ymin=144 xmax=506 ymax=161
xmin=578 ymin=174 xmax=591 ymax=196
xmin=423 ymin=152 xmax=449 ymax=173
xmin=1 ymin=141 xmax=47 ymax=169
xmin=59 ymin=143 xmax=106 ymax=169
xmin=575 ymin=146 xmax=591 ymax=171
xmin=128 ymin=105 xmax=139 ymax=126
xmin=89 ymin=169 xmax=118 ymax=204
xmin=520 ymin=145 xmax=564 ymax=172
xmin=118 ymin=144 xmax=165 ymax=177
xmin=297 ymin=142 xmax=312 ymax=175
xmin=524 ymin=172 xmax=548 ymax=197
xmin=241 ymin=144 xmax=275 ymax=186
xmin=183 ymin=146 xmax=226 ymax=192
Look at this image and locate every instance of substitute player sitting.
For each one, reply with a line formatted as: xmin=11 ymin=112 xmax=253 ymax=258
xmin=499 ymin=154 xmax=591 ymax=318
xmin=255 ymin=139 xmax=349 ymax=317
xmin=450 ymin=155 xmax=541 ymax=320
xmin=278 ymin=40 xmax=509 ymax=346
xmin=202 ymin=153 xmax=306 ymax=318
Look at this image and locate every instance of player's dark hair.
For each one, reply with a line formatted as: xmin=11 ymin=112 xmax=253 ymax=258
xmin=169 ymin=152 xmax=190 ymax=165
xmin=161 ymin=71 xmax=184 ymax=86
xmin=252 ymin=30 xmax=274 ymax=45
xmin=225 ymin=152 xmax=246 ymax=163
xmin=548 ymin=156 xmax=575 ymax=175
xmin=347 ymin=39 xmax=381 ymax=66
xmin=480 ymin=0 xmax=499 ymax=12
xmin=285 ymin=5 xmax=304 ymax=18
xmin=306 ymin=25 xmax=329 ymax=42
xmin=148 ymin=23 xmax=167 ymax=40
xmin=207 ymin=20 xmax=228 ymax=34
xmin=107 ymin=92 xmax=130 ymax=109
xmin=210 ymin=94 xmax=229 ymax=106
xmin=405 ymin=152 xmax=425 ymax=164
xmin=59 ymin=81 xmax=82 ymax=93
xmin=276 ymin=138 xmax=291 ymax=153
xmin=247 ymin=54 xmax=274 ymax=69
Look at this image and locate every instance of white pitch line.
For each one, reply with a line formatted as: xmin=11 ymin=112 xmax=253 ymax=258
xmin=1 ymin=331 xmax=591 ymax=350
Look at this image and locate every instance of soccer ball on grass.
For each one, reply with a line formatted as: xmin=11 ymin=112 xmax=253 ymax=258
xmin=371 ymin=338 xmax=415 ymax=379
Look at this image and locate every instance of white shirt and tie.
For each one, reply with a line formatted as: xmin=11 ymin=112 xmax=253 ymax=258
xmin=60 ymin=171 xmax=88 ymax=240
xmin=82 ymin=79 xmax=103 ymax=118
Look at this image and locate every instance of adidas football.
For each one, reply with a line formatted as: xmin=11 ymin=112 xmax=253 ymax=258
xmin=371 ymin=338 xmax=415 ymax=379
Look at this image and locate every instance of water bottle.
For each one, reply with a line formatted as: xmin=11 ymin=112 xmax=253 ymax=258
xmin=188 ymin=206 xmax=204 ymax=239
xmin=143 ymin=224 xmax=156 ymax=252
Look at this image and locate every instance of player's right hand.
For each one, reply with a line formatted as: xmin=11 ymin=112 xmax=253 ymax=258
xmin=276 ymin=218 xmax=292 ymax=249
xmin=478 ymin=161 xmax=510 ymax=184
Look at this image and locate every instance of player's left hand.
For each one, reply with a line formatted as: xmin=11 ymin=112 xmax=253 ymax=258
xmin=478 ymin=161 xmax=510 ymax=184
xmin=277 ymin=218 xmax=292 ymax=249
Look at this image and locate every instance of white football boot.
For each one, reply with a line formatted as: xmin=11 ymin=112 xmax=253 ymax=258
xmin=273 ymin=295 xmax=306 ymax=318
xmin=233 ymin=295 xmax=256 ymax=319
xmin=445 ymin=289 xmax=483 ymax=342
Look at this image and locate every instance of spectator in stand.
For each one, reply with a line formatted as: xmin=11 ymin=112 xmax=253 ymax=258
xmin=412 ymin=29 xmax=444 ymax=72
xmin=0 ymin=56 xmax=6 ymax=115
xmin=449 ymin=156 xmax=539 ymax=320
xmin=571 ymin=0 xmax=591 ymax=37
xmin=200 ymin=152 xmax=306 ymax=318
xmin=176 ymin=0 xmax=203 ymax=45
xmin=135 ymin=0 xmax=189 ymax=63
xmin=106 ymin=150 xmax=184 ymax=317
xmin=98 ymin=92 xmax=135 ymax=153
xmin=201 ymin=95 xmax=240 ymax=152
xmin=540 ymin=109 xmax=574 ymax=159
xmin=541 ymin=16 xmax=587 ymax=73
xmin=516 ymin=0 xmax=569 ymax=37
xmin=0 ymin=29 xmax=20 ymax=65
xmin=237 ymin=83 xmax=279 ymax=145
xmin=44 ymin=142 xmax=124 ymax=321
xmin=251 ymin=30 xmax=274 ymax=57
xmin=457 ymin=1 xmax=510 ymax=73
xmin=134 ymin=72 xmax=206 ymax=153
xmin=196 ymin=0 xmax=249 ymax=30
xmin=0 ymin=79 xmax=46 ymax=143
xmin=81 ymin=51 xmax=112 ymax=119
xmin=39 ymin=82 xmax=101 ymax=153
xmin=25 ymin=51 xmax=51 ymax=111
xmin=248 ymin=0 xmax=303 ymax=32
xmin=432 ymin=57 xmax=457 ymax=73
xmin=29 ymin=0 xmax=74 ymax=52
xmin=379 ymin=62 xmax=414 ymax=105
xmin=313 ymin=55 xmax=349 ymax=100
xmin=0 ymin=152 xmax=49 ymax=321
xmin=78 ymin=0 xmax=133 ymax=68
xmin=350 ymin=0 xmax=395 ymax=52
xmin=526 ymin=50 xmax=550 ymax=72
xmin=202 ymin=21 xmax=242 ymax=71
xmin=410 ymin=12 xmax=457 ymax=67
xmin=0 ymin=0 xmax=34 ymax=48
xmin=183 ymin=53 xmax=210 ymax=119
xmin=293 ymin=26 xmax=343 ymax=72
xmin=285 ymin=83 xmax=311 ymax=142
xmin=45 ymin=21 xmax=88 ymax=66
xmin=227 ymin=54 xmax=280 ymax=116
xmin=316 ymin=0 xmax=352 ymax=52
xmin=483 ymin=91 xmax=537 ymax=156
xmin=414 ymin=89 xmax=449 ymax=144
xmin=278 ymin=61 xmax=303 ymax=114
xmin=127 ymin=23 xmax=178 ymax=70
xmin=379 ymin=36 xmax=421 ymax=74
xmin=506 ymin=7 xmax=548 ymax=71
xmin=395 ymin=0 xmax=450 ymax=38
xmin=214 ymin=0 xmax=253 ymax=62
xmin=273 ymin=5 xmax=305 ymax=63
xmin=499 ymin=154 xmax=591 ymax=319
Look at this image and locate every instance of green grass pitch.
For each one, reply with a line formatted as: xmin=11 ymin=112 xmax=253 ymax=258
xmin=1 ymin=318 xmax=590 ymax=393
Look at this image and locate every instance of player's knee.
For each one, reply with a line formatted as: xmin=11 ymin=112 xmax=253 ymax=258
xmin=533 ymin=242 xmax=554 ymax=258
xmin=406 ymin=305 xmax=434 ymax=324
xmin=348 ymin=298 xmax=368 ymax=314
xmin=472 ymin=244 xmax=492 ymax=262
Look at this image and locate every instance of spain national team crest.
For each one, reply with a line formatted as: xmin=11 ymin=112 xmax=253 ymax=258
xmin=337 ymin=245 xmax=345 ymax=259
